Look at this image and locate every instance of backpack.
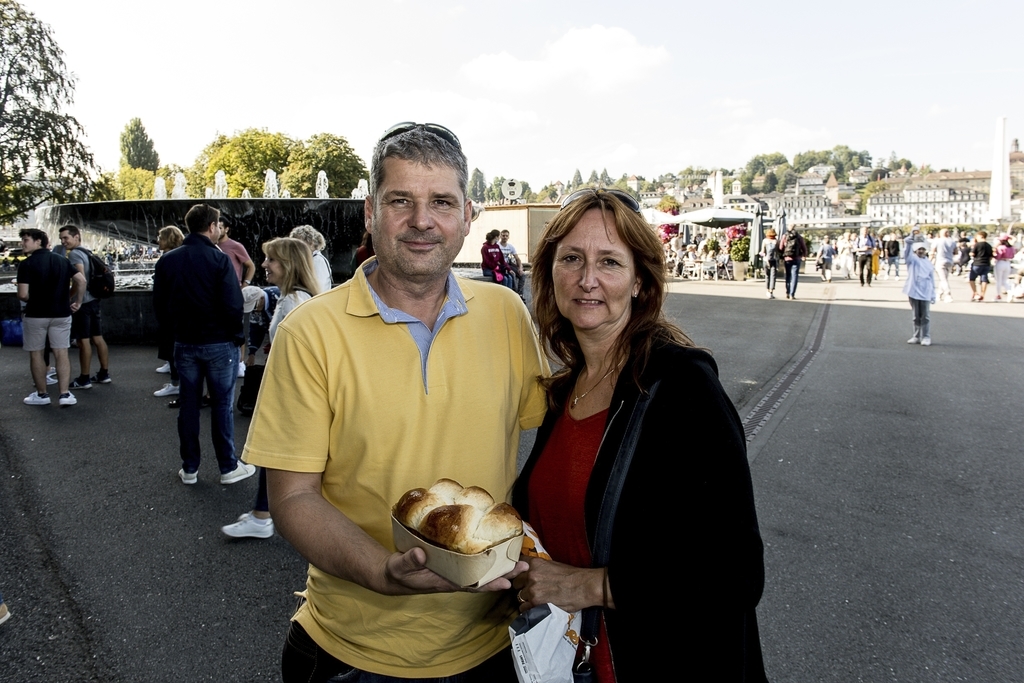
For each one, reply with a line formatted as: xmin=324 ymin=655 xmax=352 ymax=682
xmin=782 ymin=234 xmax=802 ymax=259
xmin=76 ymin=247 xmax=116 ymax=299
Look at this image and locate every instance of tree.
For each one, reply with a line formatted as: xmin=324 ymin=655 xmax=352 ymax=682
xmin=858 ymin=180 xmax=889 ymax=213
xmin=281 ymin=133 xmax=367 ymax=198
xmin=193 ymin=129 xmax=295 ymax=197
xmin=468 ymin=168 xmax=487 ymax=203
xmin=116 ymin=165 xmax=155 ymax=199
xmin=0 ymin=1 xmax=95 ymax=223
xmin=587 ymin=170 xmax=599 ymax=186
xmin=570 ymin=169 xmax=583 ymax=190
xmin=119 ymin=118 xmax=159 ymax=171
xmin=485 ymin=176 xmax=506 ymax=203
xmin=599 ymin=168 xmax=612 ymax=186
xmin=657 ymin=195 xmax=680 ymax=213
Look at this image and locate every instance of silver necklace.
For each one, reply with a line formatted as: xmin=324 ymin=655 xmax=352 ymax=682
xmin=572 ymin=364 xmax=619 ymax=408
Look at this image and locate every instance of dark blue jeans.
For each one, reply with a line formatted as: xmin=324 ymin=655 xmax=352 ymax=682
xmin=282 ymin=622 xmax=517 ymax=683
xmin=175 ymin=341 xmax=239 ymax=474
xmin=785 ymin=260 xmax=801 ymax=297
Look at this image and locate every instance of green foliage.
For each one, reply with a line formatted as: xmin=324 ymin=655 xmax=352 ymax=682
xmin=599 ymin=168 xmax=612 ymax=186
xmin=570 ymin=169 xmax=583 ymax=190
xmin=119 ymin=118 xmax=160 ymax=171
xmin=533 ymin=183 xmax=560 ymax=203
xmin=485 ymin=175 xmax=506 ymax=203
xmin=468 ymin=168 xmax=487 ymax=203
xmin=887 ymin=152 xmax=914 ymax=172
xmin=858 ymin=180 xmax=889 ymax=213
xmin=729 ymin=236 xmax=750 ymax=262
xmin=0 ymin=0 xmax=96 ymax=222
xmin=657 ymin=195 xmax=680 ymax=213
xmin=88 ymin=172 xmax=119 ymax=202
xmin=192 ymin=129 xmax=296 ymax=198
xmin=792 ymin=146 xmax=872 ymax=183
xmin=280 ymin=133 xmax=367 ymax=198
xmin=117 ymin=165 xmax=155 ymax=199
xmin=587 ymin=170 xmax=599 ymax=185
xmin=762 ymin=171 xmax=778 ymax=193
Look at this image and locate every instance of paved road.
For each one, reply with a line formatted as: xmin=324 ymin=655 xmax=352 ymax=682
xmin=1 ymin=269 xmax=1022 ymax=681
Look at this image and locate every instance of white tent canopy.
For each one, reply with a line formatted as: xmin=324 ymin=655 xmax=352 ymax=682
xmin=679 ymin=207 xmax=757 ymax=227
xmin=641 ymin=208 xmax=685 ymax=225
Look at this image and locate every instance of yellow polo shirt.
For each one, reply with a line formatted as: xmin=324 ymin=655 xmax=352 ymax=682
xmin=242 ymin=265 xmax=547 ymax=677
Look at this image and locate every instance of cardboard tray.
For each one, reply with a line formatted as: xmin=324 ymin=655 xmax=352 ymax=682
xmin=391 ymin=515 xmax=524 ymax=588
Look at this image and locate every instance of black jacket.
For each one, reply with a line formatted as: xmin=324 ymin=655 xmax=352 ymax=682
xmin=513 ymin=344 xmax=768 ymax=682
xmin=153 ymin=233 xmax=243 ymax=346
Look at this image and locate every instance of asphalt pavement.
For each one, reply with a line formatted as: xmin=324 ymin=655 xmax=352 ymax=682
xmin=1 ymin=267 xmax=1022 ymax=682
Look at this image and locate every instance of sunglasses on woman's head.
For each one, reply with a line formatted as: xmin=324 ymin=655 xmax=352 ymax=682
xmin=559 ymin=188 xmax=641 ymax=213
xmin=378 ymin=122 xmax=462 ymax=150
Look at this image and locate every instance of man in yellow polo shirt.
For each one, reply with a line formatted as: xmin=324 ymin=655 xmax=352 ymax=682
xmin=242 ymin=122 xmax=547 ymax=682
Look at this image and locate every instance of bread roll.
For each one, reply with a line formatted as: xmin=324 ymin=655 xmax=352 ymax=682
xmin=393 ymin=479 xmax=523 ymax=554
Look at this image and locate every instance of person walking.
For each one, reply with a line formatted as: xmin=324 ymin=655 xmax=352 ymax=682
xmin=779 ymin=227 xmax=807 ymax=299
xmin=818 ymin=236 xmax=836 ymax=283
xmin=855 ymin=227 xmax=877 ymax=287
xmin=760 ymin=228 xmax=779 ymax=298
xmin=932 ymin=229 xmax=956 ymax=303
xmin=968 ymin=231 xmax=993 ymax=302
xmin=993 ymin=234 xmax=1015 ymax=301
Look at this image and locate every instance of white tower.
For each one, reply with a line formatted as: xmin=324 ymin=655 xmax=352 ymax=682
xmin=989 ymin=117 xmax=1011 ymax=222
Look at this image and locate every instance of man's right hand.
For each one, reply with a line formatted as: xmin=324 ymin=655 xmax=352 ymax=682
xmin=379 ymin=547 xmax=462 ymax=594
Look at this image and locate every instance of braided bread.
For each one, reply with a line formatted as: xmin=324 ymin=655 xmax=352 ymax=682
xmin=393 ymin=478 xmax=523 ymax=555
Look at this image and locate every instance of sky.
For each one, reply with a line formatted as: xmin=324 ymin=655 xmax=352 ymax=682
xmin=19 ymin=0 xmax=1024 ymax=192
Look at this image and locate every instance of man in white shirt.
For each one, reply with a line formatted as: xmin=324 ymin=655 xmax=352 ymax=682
xmin=497 ymin=229 xmax=524 ymax=294
xmin=931 ymin=228 xmax=957 ymax=303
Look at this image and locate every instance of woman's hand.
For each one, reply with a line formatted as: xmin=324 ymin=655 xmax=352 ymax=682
xmin=513 ymin=556 xmax=612 ymax=614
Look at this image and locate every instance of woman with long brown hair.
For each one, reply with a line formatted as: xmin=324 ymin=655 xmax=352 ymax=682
xmin=222 ymin=237 xmax=320 ymax=540
xmin=512 ymin=189 xmax=768 ymax=682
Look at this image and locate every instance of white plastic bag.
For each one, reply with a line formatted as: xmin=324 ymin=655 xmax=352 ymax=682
xmin=510 ymin=602 xmax=582 ymax=683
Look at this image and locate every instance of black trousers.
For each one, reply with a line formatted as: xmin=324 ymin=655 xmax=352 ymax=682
xmin=858 ymin=253 xmax=873 ymax=285
xmin=281 ymin=621 xmax=519 ymax=683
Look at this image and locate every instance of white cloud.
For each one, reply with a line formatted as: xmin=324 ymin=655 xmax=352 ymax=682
xmin=461 ymin=25 xmax=669 ymax=94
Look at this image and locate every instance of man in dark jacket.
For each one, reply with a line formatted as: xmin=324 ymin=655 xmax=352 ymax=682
xmin=779 ymin=228 xmax=807 ymax=300
xmin=153 ymin=204 xmax=254 ymax=486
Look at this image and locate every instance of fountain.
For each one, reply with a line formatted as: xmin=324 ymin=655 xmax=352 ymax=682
xmin=14 ymin=170 xmax=372 ymax=342
xmin=153 ymin=177 xmax=167 ymax=200
xmin=316 ymin=171 xmax=329 ymax=199
xmin=351 ymin=179 xmax=369 ymax=200
xmin=214 ymin=170 xmax=229 ymax=199
xmin=171 ymin=172 xmax=188 ymax=199
xmin=263 ymin=169 xmax=279 ymax=199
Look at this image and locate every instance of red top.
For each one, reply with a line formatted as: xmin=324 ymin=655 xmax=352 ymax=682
xmin=528 ymin=404 xmax=615 ymax=683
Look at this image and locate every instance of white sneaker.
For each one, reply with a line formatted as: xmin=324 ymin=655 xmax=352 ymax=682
xmin=46 ymin=367 xmax=57 ymax=385
xmin=58 ymin=392 xmax=77 ymax=406
xmin=766 ymin=290 xmax=772 ymax=299
xmin=220 ymin=462 xmax=256 ymax=485
xmin=221 ymin=512 xmax=275 ymax=539
xmin=156 ymin=362 xmax=171 ymax=374
xmin=154 ymin=383 xmax=180 ymax=397
xmin=179 ymin=468 xmax=198 ymax=485
xmin=921 ymin=337 xmax=932 ymax=346
xmin=237 ymin=361 xmax=246 ymax=378
xmin=907 ymin=337 xmax=920 ymax=344
xmin=23 ymin=391 xmax=50 ymax=406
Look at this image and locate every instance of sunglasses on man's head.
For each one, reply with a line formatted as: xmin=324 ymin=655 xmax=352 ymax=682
xmin=379 ymin=122 xmax=461 ymax=150
xmin=559 ymin=188 xmax=641 ymax=213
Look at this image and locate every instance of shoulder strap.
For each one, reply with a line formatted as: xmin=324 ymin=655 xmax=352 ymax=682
xmin=579 ymin=379 xmax=661 ymax=646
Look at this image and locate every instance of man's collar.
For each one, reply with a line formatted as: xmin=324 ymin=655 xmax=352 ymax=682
xmin=347 ymin=258 xmax=469 ymax=320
